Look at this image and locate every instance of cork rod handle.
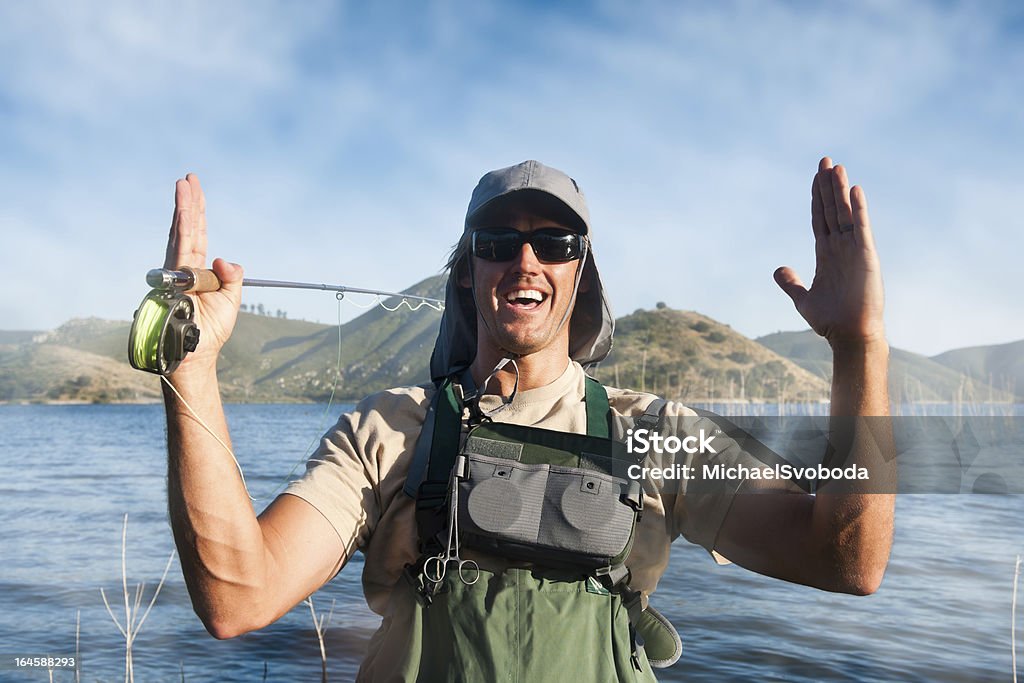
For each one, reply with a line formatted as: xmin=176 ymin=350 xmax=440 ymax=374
xmin=181 ymin=267 xmax=223 ymax=293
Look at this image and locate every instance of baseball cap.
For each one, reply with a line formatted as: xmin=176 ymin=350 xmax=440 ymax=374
xmin=465 ymin=160 xmax=591 ymax=235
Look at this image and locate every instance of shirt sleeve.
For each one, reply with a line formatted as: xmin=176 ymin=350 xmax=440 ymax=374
xmin=283 ymin=386 xmax=430 ymax=563
xmin=657 ymin=405 xmax=778 ymax=560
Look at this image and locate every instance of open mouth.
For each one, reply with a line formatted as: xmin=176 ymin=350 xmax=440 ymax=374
xmin=503 ymin=289 xmax=548 ymax=311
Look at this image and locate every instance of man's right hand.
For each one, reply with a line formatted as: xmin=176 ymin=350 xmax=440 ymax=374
xmin=162 ymin=173 xmax=243 ymax=377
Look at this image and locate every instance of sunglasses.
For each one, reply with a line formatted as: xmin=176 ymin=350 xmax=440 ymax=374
xmin=472 ymin=227 xmax=585 ymax=264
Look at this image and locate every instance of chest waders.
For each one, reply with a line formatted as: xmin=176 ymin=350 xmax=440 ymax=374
xmin=397 ymin=375 xmax=682 ymax=682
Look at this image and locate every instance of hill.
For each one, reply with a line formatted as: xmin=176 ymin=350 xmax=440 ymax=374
xmin=0 ymin=333 xmax=162 ymax=402
xmin=755 ymin=330 xmax=1017 ymax=404
xmin=3 ymin=281 xmax=1020 ymax=405
xmin=931 ymin=340 xmax=1024 ymax=401
xmin=0 ymin=276 xmax=447 ymax=403
xmin=216 ymin=275 xmax=446 ymax=401
xmin=590 ymin=308 xmax=829 ymax=402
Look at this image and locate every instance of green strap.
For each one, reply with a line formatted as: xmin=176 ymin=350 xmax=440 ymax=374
xmin=584 ymin=376 xmax=611 ymax=439
xmin=425 ymin=379 xmax=463 ymax=484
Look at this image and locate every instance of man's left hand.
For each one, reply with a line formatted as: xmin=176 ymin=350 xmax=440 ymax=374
xmin=774 ymin=157 xmax=885 ymax=347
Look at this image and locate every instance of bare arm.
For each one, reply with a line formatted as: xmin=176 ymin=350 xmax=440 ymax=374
xmin=714 ymin=158 xmax=895 ymax=595
xmin=163 ymin=175 xmax=345 ymax=637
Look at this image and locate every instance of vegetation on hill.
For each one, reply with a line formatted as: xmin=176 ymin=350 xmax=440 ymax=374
xmin=590 ymin=307 xmax=829 ymax=402
xmin=931 ymin=340 xmax=1024 ymax=401
xmin=756 ymin=330 xmax=1017 ymax=404
xmin=2 ymin=279 xmax=1019 ymax=406
xmin=216 ymin=275 xmax=446 ymax=401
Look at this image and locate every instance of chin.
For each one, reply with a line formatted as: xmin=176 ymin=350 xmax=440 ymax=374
xmin=493 ymin=329 xmax=553 ymax=356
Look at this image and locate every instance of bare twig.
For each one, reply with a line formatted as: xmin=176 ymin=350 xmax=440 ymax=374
xmin=100 ymin=514 xmax=177 ymax=683
xmin=1014 ymin=555 xmax=1021 ymax=683
xmin=75 ymin=609 xmax=81 ymax=683
xmin=306 ymin=596 xmax=335 ymax=683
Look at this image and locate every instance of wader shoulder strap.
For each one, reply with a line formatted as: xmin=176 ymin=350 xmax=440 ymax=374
xmin=402 ymin=379 xmax=459 ymax=499
xmin=636 ymin=397 xmax=667 ymax=432
xmin=584 ymin=376 xmax=611 ymax=439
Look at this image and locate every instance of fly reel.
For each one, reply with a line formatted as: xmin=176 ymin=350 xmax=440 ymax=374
xmin=127 ymin=267 xmax=216 ymax=375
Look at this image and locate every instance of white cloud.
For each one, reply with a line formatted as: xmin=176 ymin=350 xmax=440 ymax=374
xmin=0 ymin=0 xmax=1021 ymax=355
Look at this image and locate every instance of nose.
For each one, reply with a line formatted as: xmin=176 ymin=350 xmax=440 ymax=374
xmin=510 ymin=239 xmax=541 ymax=274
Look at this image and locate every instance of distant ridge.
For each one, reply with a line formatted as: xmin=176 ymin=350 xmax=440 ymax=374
xmin=0 ymin=276 xmax=447 ymax=404
xmin=931 ymin=339 xmax=1024 ymax=401
xmin=756 ymin=330 xmax=1018 ymax=403
xmin=2 ymin=280 xmax=1020 ymax=405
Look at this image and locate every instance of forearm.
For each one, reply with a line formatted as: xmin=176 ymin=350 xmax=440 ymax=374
xmin=811 ymin=337 xmax=896 ymax=593
xmin=164 ymin=367 xmax=273 ymax=637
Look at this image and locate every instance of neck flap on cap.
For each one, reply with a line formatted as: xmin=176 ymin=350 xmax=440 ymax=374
xmin=429 ymin=160 xmax=615 ymax=384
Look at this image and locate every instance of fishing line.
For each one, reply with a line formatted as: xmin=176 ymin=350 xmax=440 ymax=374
xmin=156 ymin=293 xmax=349 ymax=503
xmin=160 ymin=374 xmax=254 ymax=501
xmin=128 ymin=267 xmax=443 ymax=375
xmin=346 ymin=295 xmax=443 ymax=312
xmin=235 ymin=274 xmax=443 ymax=317
xmin=129 ymin=267 xmax=443 ymax=500
xmin=258 ymin=292 xmax=347 ymax=502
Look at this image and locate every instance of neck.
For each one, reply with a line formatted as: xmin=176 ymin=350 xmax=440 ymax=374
xmin=470 ymin=345 xmax=571 ymax=395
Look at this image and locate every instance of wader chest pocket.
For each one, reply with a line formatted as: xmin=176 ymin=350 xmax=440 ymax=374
xmin=458 ymin=451 xmax=636 ymax=569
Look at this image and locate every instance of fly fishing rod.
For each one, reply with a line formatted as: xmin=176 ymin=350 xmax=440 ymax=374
xmin=128 ymin=267 xmax=444 ymax=375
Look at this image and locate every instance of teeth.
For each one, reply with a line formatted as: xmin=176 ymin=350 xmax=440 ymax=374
xmin=506 ymin=290 xmax=544 ymax=303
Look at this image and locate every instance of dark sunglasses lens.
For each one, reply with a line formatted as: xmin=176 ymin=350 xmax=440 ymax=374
xmin=473 ymin=228 xmax=582 ymax=263
xmin=531 ymin=230 xmax=581 ymax=263
xmin=473 ymin=229 xmax=523 ymax=261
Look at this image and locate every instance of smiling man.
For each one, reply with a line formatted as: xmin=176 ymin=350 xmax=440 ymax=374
xmin=162 ymin=159 xmax=895 ymax=681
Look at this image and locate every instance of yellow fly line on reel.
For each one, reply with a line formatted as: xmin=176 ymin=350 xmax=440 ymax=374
xmin=127 ymin=267 xmax=444 ymax=375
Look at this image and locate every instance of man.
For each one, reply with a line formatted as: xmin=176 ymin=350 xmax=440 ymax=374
xmin=161 ymin=159 xmax=894 ymax=680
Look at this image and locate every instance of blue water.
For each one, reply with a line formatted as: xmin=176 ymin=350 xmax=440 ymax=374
xmin=0 ymin=404 xmax=1021 ymax=682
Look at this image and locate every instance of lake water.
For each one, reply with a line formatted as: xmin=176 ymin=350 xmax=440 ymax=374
xmin=0 ymin=404 xmax=1021 ymax=682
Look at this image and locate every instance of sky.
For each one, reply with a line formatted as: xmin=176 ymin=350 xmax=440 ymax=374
xmin=1 ymin=0 xmax=1021 ymax=357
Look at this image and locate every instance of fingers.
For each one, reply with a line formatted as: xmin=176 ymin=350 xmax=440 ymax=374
xmin=773 ymin=266 xmax=808 ymax=308
xmin=810 ymin=171 xmax=827 ymax=239
xmin=211 ymin=257 xmax=244 ymax=302
xmin=812 ymin=156 xmax=856 ymax=237
xmin=211 ymin=257 xmax=243 ymax=286
xmin=850 ymin=184 xmax=876 ymax=250
xmin=815 ymin=157 xmax=838 ymax=234
xmin=189 ymin=173 xmax=208 ymax=263
xmin=163 ymin=173 xmax=207 ymax=270
xmin=830 ymin=164 xmax=855 ymax=229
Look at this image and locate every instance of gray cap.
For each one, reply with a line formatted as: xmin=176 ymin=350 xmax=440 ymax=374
xmin=429 ymin=160 xmax=614 ymax=383
xmin=465 ymin=160 xmax=591 ymax=234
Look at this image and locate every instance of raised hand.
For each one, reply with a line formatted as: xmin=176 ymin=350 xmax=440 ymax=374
xmin=774 ymin=157 xmax=885 ymax=347
xmin=163 ymin=174 xmax=243 ymax=374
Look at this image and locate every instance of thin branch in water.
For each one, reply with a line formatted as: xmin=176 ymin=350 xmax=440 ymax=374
xmin=99 ymin=513 xmax=177 ymax=683
xmin=1014 ymin=554 xmax=1021 ymax=683
xmin=75 ymin=609 xmax=81 ymax=683
xmin=306 ymin=596 xmax=335 ymax=683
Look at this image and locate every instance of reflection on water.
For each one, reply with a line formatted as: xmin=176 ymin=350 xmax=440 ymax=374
xmin=0 ymin=404 xmax=1020 ymax=681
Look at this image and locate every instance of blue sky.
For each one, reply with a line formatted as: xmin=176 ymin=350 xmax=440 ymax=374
xmin=1 ymin=0 xmax=1021 ymax=356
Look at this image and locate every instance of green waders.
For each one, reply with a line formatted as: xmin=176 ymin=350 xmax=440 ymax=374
xmin=387 ymin=375 xmax=677 ymax=682
xmin=365 ymin=567 xmax=657 ymax=682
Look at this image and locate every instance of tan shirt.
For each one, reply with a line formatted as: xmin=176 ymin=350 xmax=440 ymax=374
xmin=285 ymin=361 xmax=761 ymax=617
